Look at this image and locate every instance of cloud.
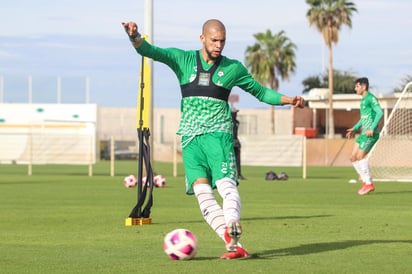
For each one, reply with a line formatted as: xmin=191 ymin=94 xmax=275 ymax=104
xmin=1 ymin=0 xmax=411 ymax=107
xmin=0 ymin=49 xmax=19 ymax=60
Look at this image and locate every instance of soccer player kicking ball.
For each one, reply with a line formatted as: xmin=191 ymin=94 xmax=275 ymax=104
xmin=346 ymin=77 xmax=383 ymax=195
xmin=122 ymin=19 xmax=304 ymax=259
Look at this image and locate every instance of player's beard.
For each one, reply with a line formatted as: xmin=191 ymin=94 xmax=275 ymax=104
xmin=205 ymin=48 xmax=221 ymax=62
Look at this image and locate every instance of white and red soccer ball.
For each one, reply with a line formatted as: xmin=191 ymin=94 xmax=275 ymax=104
xmin=153 ymin=174 xmax=166 ymax=188
xmin=138 ymin=175 xmax=165 ymax=188
xmin=163 ymin=228 xmax=197 ymax=260
xmin=123 ymin=175 xmax=137 ymax=188
xmin=123 ymin=174 xmax=165 ymax=188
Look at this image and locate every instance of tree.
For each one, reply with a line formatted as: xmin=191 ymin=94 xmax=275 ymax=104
xmin=302 ymin=75 xmax=323 ymax=94
xmin=302 ymin=70 xmax=358 ymax=94
xmin=245 ymin=29 xmax=297 ymax=134
xmin=393 ymin=74 xmax=412 ymax=93
xmin=306 ymin=0 xmax=357 ymax=138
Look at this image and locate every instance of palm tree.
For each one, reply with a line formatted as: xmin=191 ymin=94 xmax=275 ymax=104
xmin=306 ymin=0 xmax=357 ymax=138
xmin=245 ymin=29 xmax=297 ymax=134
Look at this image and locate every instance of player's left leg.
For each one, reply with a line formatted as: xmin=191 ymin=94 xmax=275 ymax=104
xmin=182 ymin=136 xmax=228 ymax=243
xmin=356 ymin=135 xmax=379 ymax=195
xmin=204 ymin=132 xmax=249 ymax=259
xmin=356 ymin=156 xmax=375 ymax=195
xmin=215 ymin=178 xmax=241 ymax=248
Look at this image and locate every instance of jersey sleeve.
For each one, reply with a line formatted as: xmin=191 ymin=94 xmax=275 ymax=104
xmin=234 ymin=64 xmax=283 ymax=105
xmin=352 ymin=119 xmax=362 ymax=131
xmin=134 ymin=39 xmax=188 ymax=79
xmin=370 ymin=103 xmax=383 ymax=131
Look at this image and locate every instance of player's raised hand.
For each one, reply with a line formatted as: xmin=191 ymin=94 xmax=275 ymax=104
xmin=122 ymin=21 xmax=143 ymax=45
xmin=122 ymin=21 xmax=138 ymax=37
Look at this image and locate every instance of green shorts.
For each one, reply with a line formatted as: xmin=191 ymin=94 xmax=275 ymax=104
xmin=356 ymin=133 xmax=379 ymax=153
xmin=182 ymin=132 xmax=238 ymax=195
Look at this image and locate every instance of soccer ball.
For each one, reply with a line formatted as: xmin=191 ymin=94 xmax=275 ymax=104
xmin=153 ymin=174 xmax=166 ymax=188
xmin=123 ymin=174 xmax=137 ymax=188
xmin=163 ymin=228 xmax=197 ymax=260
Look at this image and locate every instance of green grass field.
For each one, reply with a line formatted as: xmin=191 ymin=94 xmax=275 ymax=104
xmin=1 ymin=161 xmax=412 ymax=273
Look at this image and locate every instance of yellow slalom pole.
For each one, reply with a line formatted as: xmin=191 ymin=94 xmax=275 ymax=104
xmin=135 ymin=35 xmax=152 ymax=130
xmin=126 ymin=34 xmax=153 ymax=226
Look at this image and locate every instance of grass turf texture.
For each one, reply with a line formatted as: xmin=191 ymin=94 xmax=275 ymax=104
xmin=1 ymin=162 xmax=412 ymax=273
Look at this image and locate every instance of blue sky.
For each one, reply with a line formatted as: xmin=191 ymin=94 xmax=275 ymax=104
xmin=1 ymin=0 xmax=411 ymax=108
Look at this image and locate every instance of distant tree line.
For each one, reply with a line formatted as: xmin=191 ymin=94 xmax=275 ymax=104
xmin=302 ymin=71 xmax=412 ymax=94
xmin=302 ymin=70 xmax=358 ymax=94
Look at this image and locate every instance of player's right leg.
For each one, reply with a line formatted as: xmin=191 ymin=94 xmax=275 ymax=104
xmin=202 ymin=133 xmax=249 ymax=259
xmin=350 ymin=142 xmax=363 ymax=178
xmin=193 ymin=182 xmax=227 ymax=239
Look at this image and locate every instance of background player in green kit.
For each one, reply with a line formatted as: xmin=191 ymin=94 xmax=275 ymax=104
xmin=122 ymin=19 xmax=305 ymax=259
xmin=346 ymin=77 xmax=383 ymax=195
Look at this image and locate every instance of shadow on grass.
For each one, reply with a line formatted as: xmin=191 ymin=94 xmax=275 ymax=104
xmin=165 ymin=214 xmax=333 ymax=225
xmin=243 ymin=214 xmax=333 ymax=222
xmin=251 ymin=240 xmax=412 ymax=259
xmin=371 ymin=190 xmax=412 ymax=195
xmin=192 ymin=240 xmax=412 ymax=261
xmin=0 ymin=180 xmax=58 ymax=185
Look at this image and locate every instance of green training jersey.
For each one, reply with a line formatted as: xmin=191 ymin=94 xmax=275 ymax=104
xmin=135 ymin=40 xmax=284 ymax=137
xmin=353 ymin=92 xmax=383 ymax=134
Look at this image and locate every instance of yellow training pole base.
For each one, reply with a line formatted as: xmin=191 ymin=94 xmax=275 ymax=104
xmin=125 ymin=217 xmax=152 ymax=226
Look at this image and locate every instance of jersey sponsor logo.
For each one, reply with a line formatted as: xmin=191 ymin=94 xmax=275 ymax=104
xmin=198 ymin=72 xmax=210 ymax=86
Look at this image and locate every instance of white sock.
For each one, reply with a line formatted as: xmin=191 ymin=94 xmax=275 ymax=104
xmin=358 ymin=158 xmax=372 ymax=184
xmin=215 ymin=178 xmax=241 ymax=225
xmin=193 ymin=184 xmax=226 ymax=239
xmin=352 ymin=161 xmax=364 ymax=181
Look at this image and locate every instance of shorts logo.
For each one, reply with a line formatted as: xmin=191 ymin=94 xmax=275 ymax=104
xmin=221 ymin=162 xmax=228 ymax=174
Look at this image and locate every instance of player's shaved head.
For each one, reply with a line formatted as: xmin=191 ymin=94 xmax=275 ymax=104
xmin=200 ymin=19 xmax=226 ymax=63
xmin=202 ymin=19 xmax=226 ymax=35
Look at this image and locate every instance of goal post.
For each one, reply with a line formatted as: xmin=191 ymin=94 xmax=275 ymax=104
xmin=0 ymin=120 xmax=96 ymax=175
xmin=0 ymin=103 xmax=98 ymax=175
xmin=368 ymin=82 xmax=412 ymax=182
